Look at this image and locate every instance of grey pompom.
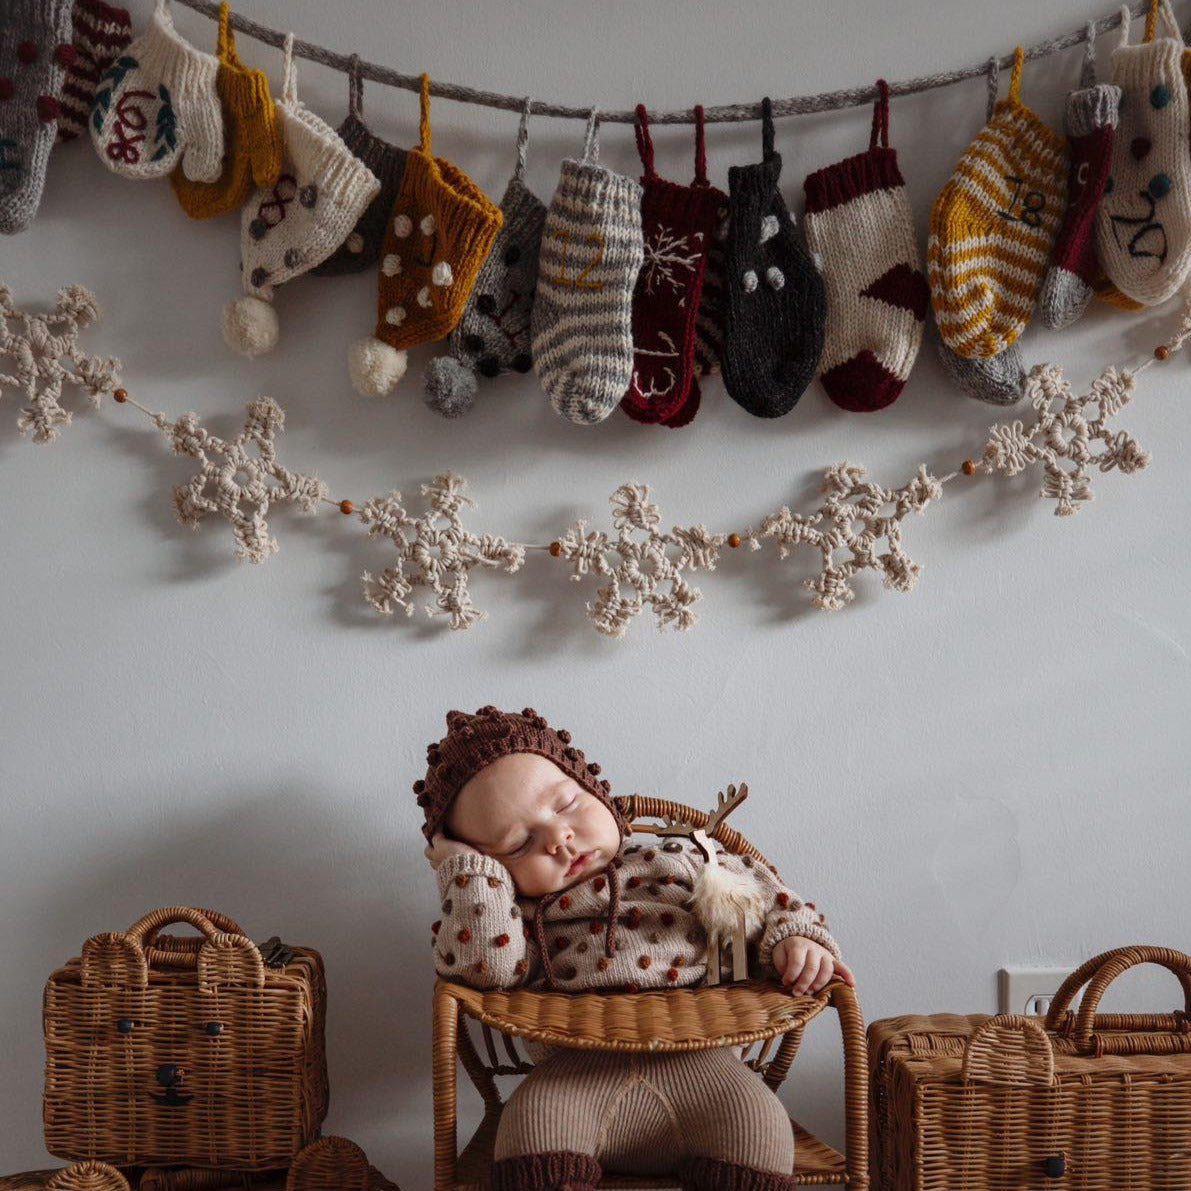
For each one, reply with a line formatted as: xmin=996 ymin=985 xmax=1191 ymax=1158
xmin=424 ymin=356 xmax=480 ymax=418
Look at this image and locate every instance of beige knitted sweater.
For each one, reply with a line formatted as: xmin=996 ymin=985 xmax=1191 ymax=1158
xmin=432 ymin=838 xmax=839 ymax=991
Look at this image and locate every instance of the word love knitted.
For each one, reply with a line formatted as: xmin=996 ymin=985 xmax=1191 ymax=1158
xmin=425 ymin=99 xmax=547 ymax=417
xmin=532 ymin=111 xmax=645 ymax=425
xmin=804 ymin=80 xmax=928 ymax=412
xmin=90 ymin=0 xmax=223 ymax=183
xmin=57 ymin=0 xmax=133 ymax=142
xmin=1 ymin=0 xmax=73 ymax=235
xmin=619 ymin=104 xmax=724 ymax=429
xmin=348 ymin=73 xmax=502 ymax=396
xmin=170 ymin=2 xmax=282 ymax=220
xmin=1096 ymin=0 xmax=1191 ymax=307
xmin=222 ymin=33 xmax=379 ymax=356
xmin=722 ymin=97 xmax=826 ymax=418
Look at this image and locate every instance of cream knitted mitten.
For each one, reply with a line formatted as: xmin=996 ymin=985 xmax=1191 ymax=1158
xmin=90 ymin=0 xmax=222 ymax=182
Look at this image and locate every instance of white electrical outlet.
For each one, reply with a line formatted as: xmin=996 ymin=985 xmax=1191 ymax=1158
xmin=998 ymin=967 xmax=1071 ymax=1017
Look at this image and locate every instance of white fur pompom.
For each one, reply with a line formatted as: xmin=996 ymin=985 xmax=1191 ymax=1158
xmin=692 ymin=861 xmax=767 ymax=940
xmin=347 ymin=336 xmax=408 ymax=397
xmin=221 ymin=295 xmax=279 ymax=357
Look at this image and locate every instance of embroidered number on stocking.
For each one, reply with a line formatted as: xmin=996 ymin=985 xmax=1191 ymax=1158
xmin=997 ymin=176 xmax=1046 ymax=227
xmin=548 ymin=230 xmax=606 ymax=290
xmin=108 ymin=89 xmax=154 ymax=164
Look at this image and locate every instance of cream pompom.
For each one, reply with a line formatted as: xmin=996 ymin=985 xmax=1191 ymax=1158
xmin=221 ymin=295 xmax=279 ymax=357
xmin=347 ymin=336 xmax=408 ymax=397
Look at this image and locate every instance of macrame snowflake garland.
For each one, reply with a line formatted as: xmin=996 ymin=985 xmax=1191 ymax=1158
xmin=746 ymin=463 xmax=943 ymax=612
xmin=0 ymin=286 xmax=122 ymax=444
xmin=981 ymin=363 xmax=1150 ymax=516
xmin=156 ymin=397 xmax=328 ymax=563
xmin=358 ymin=473 xmax=526 ymax=630
xmin=555 ymin=484 xmax=725 ymax=637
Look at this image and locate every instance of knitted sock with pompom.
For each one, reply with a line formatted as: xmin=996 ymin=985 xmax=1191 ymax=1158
xmin=57 ymin=0 xmax=132 ymax=142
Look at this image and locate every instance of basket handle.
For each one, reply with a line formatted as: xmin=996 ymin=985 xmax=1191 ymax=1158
xmin=1043 ymin=944 xmax=1191 ymax=1054
xmin=139 ymin=906 xmax=248 ymax=968
xmin=962 ymin=1015 xmax=1056 ymax=1085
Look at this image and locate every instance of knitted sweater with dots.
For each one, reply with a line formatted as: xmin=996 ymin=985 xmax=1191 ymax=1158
xmin=432 ymin=837 xmax=839 ymax=991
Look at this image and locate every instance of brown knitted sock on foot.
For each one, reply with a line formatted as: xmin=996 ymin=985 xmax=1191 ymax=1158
xmin=679 ymin=1157 xmax=797 ymax=1191
xmin=488 ymin=1151 xmax=602 ymax=1191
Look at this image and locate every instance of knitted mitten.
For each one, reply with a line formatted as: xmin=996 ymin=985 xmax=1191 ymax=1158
xmin=679 ymin=1157 xmax=797 ymax=1191
xmin=222 ymin=34 xmax=379 ymax=356
xmin=936 ymin=334 xmax=1026 ymax=405
xmin=804 ymin=80 xmax=928 ymax=412
xmin=312 ymin=55 xmax=408 ymax=275
xmin=693 ymin=206 xmax=729 ymax=378
xmin=1039 ymin=26 xmax=1121 ymax=328
xmin=1095 ymin=0 xmax=1191 ymax=306
xmin=347 ymin=73 xmax=502 ymax=395
xmin=90 ymin=0 xmax=223 ymax=182
xmin=58 ymin=0 xmax=132 ymax=141
xmin=425 ymin=101 xmax=546 ymax=417
xmin=928 ymin=47 xmax=1068 ymax=358
xmin=170 ymin=2 xmax=282 ymax=219
xmin=0 ymin=0 xmax=73 ymax=235
xmin=531 ymin=110 xmax=645 ymax=424
xmin=619 ymin=103 xmax=724 ymax=427
xmin=488 ymin=1152 xmax=602 ymax=1191
xmin=721 ymin=97 xmax=826 ymax=418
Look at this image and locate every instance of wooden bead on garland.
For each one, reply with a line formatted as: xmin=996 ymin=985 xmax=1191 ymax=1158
xmin=548 ymin=541 xmax=562 ymax=557
xmin=1154 ymin=345 xmax=1171 ymax=361
xmin=339 ymin=500 xmax=354 ymax=515
xmin=113 ymin=388 xmax=128 ymax=403
xmin=727 ymin=533 xmax=742 ymax=548
xmin=961 ymin=460 xmax=978 ymax=476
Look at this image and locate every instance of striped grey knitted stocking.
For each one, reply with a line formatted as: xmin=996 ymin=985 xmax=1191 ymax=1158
xmin=722 ymin=98 xmax=826 ymax=418
xmin=532 ymin=111 xmax=645 ymax=425
xmin=0 ymin=0 xmax=73 ymax=235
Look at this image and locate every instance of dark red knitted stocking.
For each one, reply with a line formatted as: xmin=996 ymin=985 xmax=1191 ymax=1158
xmin=620 ymin=104 xmax=724 ymax=427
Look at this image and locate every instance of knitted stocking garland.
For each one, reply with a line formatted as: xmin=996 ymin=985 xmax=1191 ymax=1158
xmin=90 ymin=0 xmax=223 ymax=183
xmin=1039 ymin=24 xmax=1121 ymax=328
xmin=928 ymin=47 xmax=1068 ymax=359
xmin=222 ymin=34 xmax=380 ymax=356
xmin=619 ymin=103 xmax=724 ymax=428
xmin=1095 ymin=0 xmax=1191 ymax=307
xmin=170 ymin=2 xmax=282 ymax=219
xmin=348 ymin=73 xmax=503 ymax=396
xmin=425 ymin=99 xmax=547 ymax=417
xmin=721 ymin=97 xmax=826 ymax=419
xmin=57 ymin=0 xmax=132 ymax=142
xmin=804 ymin=80 xmax=928 ymax=412
xmin=0 ymin=0 xmax=73 ymax=235
xmin=312 ymin=55 xmax=408 ymax=276
xmin=532 ymin=110 xmax=645 ymax=425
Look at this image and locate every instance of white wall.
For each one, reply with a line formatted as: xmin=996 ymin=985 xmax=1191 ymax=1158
xmin=3 ymin=0 xmax=1189 ymax=1183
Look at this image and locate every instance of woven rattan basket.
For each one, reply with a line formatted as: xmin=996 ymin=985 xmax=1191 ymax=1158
xmin=869 ymin=944 xmax=1191 ymax=1191
xmin=43 ymin=906 xmax=329 ymax=1170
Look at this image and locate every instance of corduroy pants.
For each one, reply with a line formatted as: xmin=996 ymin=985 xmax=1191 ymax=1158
xmin=493 ymin=1047 xmax=795 ymax=1177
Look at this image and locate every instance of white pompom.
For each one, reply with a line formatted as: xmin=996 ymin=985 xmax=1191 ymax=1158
xmin=347 ymin=336 xmax=408 ymax=397
xmin=221 ymin=295 xmax=279 ymax=357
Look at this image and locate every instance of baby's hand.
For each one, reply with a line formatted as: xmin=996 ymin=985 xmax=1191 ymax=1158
xmin=424 ymin=832 xmax=482 ymax=871
xmin=771 ymin=937 xmax=856 ymax=995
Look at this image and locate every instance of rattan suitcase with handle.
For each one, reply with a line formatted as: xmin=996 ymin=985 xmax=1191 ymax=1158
xmin=869 ymin=945 xmax=1191 ymax=1191
xmin=43 ymin=906 xmax=328 ymax=1169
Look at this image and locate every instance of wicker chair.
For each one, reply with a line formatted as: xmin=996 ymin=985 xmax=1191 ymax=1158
xmin=432 ymin=795 xmax=869 ymax=1191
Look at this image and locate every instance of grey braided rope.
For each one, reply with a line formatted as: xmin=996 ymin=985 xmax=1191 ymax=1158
xmin=172 ymin=0 xmax=1152 ymax=123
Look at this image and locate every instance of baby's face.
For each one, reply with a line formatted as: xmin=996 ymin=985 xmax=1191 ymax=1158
xmin=447 ymin=752 xmax=622 ymax=898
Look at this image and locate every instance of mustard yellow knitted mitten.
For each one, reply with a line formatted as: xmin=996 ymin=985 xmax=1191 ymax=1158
xmin=928 ymin=48 xmax=1069 ymax=359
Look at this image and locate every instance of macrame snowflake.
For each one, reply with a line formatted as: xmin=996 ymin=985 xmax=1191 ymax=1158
xmin=156 ymin=397 xmax=327 ymax=563
xmin=555 ymin=484 xmax=725 ymax=637
xmin=981 ymin=362 xmax=1150 ymax=516
xmin=0 ymin=285 xmax=122 ymax=444
xmin=642 ymin=225 xmax=700 ymax=298
xmin=358 ymin=472 xmax=526 ymax=630
xmin=746 ymin=463 xmax=943 ymax=612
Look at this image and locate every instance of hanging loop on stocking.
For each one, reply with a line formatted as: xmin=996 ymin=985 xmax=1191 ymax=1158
xmin=694 ymin=104 xmax=709 ymax=186
xmin=869 ymin=79 xmax=891 ymax=149
xmin=985 ymin=55 xmax=1000 ymax=120
xmin=634 ymin=104 xmax=657 ymax=180
xmin=1008 ymin=46 xmax=1025 ymax=104
xmin=582 ymin=108 xmax=600 ymax=163
xmin=761 ymin=96 xmax=776 ymax=161
xmin=216 ymin=2 xmax=236 ymax=62
xmin=281 ymin=32 xmax=298 ymax=104
xmin=419 ymin=73 xmax=433 ymax=155
xmin=347 ymin=53 xmax=363 ymax=119
xmin=1081 ymin=21 xmax=1099 ymax=88
xmin=1145 ymin=0 xmax=1181 ymax=42
xmin=513 ymin=97 xmax=532 ymax=182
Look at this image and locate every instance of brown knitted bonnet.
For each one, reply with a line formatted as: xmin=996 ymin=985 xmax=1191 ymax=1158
xmin=415 ymin=705 xmax=629 ymax=842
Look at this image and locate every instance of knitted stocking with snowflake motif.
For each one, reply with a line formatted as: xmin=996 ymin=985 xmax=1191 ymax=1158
xmin=619 ymin=103 xmax=724 ymax=427
xmin=347 ymin=73 xmax=503 ymax=394
xmin=928 ymin=47 xmax=1069 ymax=359
xmin=312 ymin=55 xmax=408 ymax=275
xmin=1095 ymin=0 xmax=1191 ymax=306
xmin=721 ymin=97 xmax=826 ymax=418
xmin=804 ymin=80 xmax=928 ymax=412
xmin=90 ymin=0 xmax=223 ymax=183
xmin=222 ymin=34 xmax=379 ymax=356
xmin=425 ymin=100 xmax=546 ymax=417
xmin=58 ymin=0 xmax=132 ymax=142
xmin=171 ymin=2 xmax=282 ymax=219
xmin=0 ymin=0 xmax=73 ymax=235
xmin=1039 ymin=25 xmax=1120 ymax=328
